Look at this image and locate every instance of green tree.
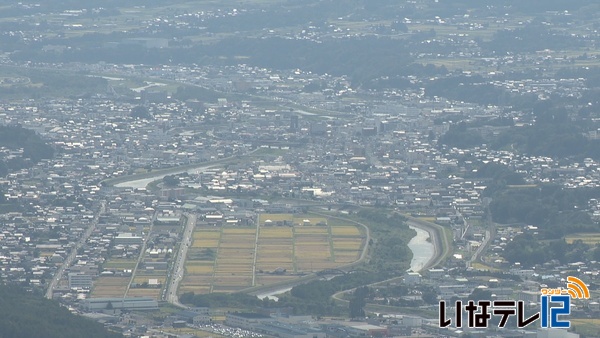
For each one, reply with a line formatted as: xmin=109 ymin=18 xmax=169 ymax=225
xmin=0 ymin=284 xmax=122 ymax=338
xmin=131 ymin=106 xmax=151 ymax=119
xmin=420 ymin=285 xmax=439 ymax=305
xmin=592 ymin=244 xmax=600 ymax=261
xmin=468 ymin=288 xmax=493 ymax=303
xmin=163 ymin=175 xmax=180 ymax=187
xmin=349 ymin=297 xmax=366 ymax=318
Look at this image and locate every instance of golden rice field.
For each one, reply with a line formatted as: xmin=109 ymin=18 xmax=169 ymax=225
xmin=192 ymin=230 xmax=221 ymax=248
xmin=194 ymin=230 xmax=221 ymax=238
xmin=192 ymin=238 xmax=220 ymax=248
xmin=102 ymin=259 xmax=137 ymax=270
xmin=260 ymin=227 xmax=293 ymax=238
xmin=127 ymin=288 xmax=161 ymax=298
xmin=565 ymin=233 xmax=600 ymax=245
xmin=570 ymin=318 xmax=600 ymax=338
xmin=181 ymin=214 xmax=365 ymax=294
xmin=186 ymin=264 xmax=214 ymax=274
xmin=331 ymin=225 xmax=361 ymax=236
xmin=333 ymin=239 xmax=363 ymax=250
xmin=133 ymin=276 xmax=166 ymax=284
xmin=294 ymin=227 xmax=328 ymax=235
xmin=334 ymin=253 xmax=360 ymax=264
xmin=256 ymin=274 xmax=296 ymax=286
xmin=91 ymin=277 xmax=129 ymax=297
xmin=222 ymin=228 xmax=256 ymax=235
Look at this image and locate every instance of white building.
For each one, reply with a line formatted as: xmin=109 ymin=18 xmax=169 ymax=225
xmin=80 ymin=297 xmax=158 ymax=312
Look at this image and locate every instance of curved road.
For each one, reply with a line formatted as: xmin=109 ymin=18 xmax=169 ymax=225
xmin=330 ymin=216 xmax=451 ymax=316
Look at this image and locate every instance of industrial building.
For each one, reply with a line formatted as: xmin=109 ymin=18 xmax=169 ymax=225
xmin=80 ymin=297 xmax=158 ymax=312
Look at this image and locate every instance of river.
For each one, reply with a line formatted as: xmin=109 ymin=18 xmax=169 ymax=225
xmin=112 ymin=171 xmax=437 ymax=301
xmin=406 ymin=224 xmax=436 ymax=273
xmin=256 ymin=224 xmax=436 ymax=301
xmin=114 ymin=165 xmax=213 ymax=189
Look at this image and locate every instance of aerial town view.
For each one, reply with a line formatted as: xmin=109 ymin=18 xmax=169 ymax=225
xmin=0 ymin=0 xmax=599 ymax=337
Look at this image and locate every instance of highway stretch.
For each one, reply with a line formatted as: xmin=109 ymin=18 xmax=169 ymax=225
xmin=164 ymin=213 xmax=196 ymax=308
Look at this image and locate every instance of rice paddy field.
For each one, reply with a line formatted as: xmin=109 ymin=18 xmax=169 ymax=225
xmin=570 ymin=318 xmax=600 ymax=338
xmin=181 ymin=213 xmax=365 ymax=294
xmin=127 ymin=288 xmax=162 ymax=298
xmin=102 ymin=258 xmax=137 ymax=270
xmin=91 ymin=277 xmax=129 ymax=298
xmin=89 ymin=256 xmax=137 ymax=297
xmin=93 ymin=254 xmax=167 ymax=298
xmin=565 ymin=233 xmax=600 ymax=245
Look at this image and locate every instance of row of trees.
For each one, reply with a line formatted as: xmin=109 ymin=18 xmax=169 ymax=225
xmin=503 ymin=234 xmax=600 ymax=267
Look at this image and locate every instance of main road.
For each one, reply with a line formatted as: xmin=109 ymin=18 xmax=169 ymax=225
xmin=164 ymin=213 xmax=196 ymax=308
xmin=124 ymin=210 xmax=158 ymax=296
xmin=45 ymin=201 xmax=106 ymax=299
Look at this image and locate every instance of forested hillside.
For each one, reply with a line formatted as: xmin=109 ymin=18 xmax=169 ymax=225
xmin=0 ymin=125 xmax=54 ymax=176
xmin=0 ymin=285 xmax=122 ymax=338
